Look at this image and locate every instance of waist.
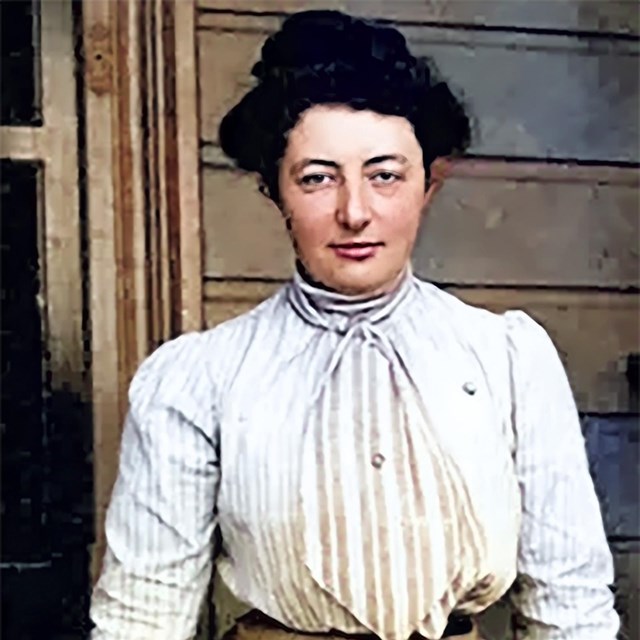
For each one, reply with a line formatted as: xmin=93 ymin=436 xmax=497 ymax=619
xmin=230 ymin=610 xmax=477 ymax=640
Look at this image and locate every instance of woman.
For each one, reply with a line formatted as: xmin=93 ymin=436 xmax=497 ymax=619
xmin=90 ymin=10 xmax=619 ymax=640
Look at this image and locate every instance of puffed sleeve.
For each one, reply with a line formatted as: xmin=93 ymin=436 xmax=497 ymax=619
xmin=90 ymin=332 xmax=221 ymax=639
xmin=504 ymin=311 xmax=619 ymax=640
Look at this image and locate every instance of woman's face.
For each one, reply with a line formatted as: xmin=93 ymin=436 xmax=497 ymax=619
xmin=278 ymin=105 xmax=435 ymax=296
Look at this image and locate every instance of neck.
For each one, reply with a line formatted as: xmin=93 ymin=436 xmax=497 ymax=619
xmin=289 ymin=260 xmax=414 ymax=331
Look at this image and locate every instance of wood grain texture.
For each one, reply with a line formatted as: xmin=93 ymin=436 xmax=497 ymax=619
xmin=151 ymin=0 xmax=173 ymax=348
xmin=40 ymin=0 xmax=84 ymax=391
xmin=174 ymin=0 xmax=204 ymax=333
xmin=201 ymin=165 xmax=640 ymax=287
xmin=203 ymin=280 xmax=639 ymax=414
xmin=82 ymin=0 xmax=122 ymax=584
xmin=84 ymin=0 xmax=205 ymax=582
xmin=0 ymin=127 xmax=48 ymax=160
xmin=412 ymin=174 xmax=640 ymax=287
xmin=197 ymin=28 xmax=261 ymax=149
xmin=197 ymin=0 xmax=640 ymax=36
xmin=197 ymin=19 xmax=640 ymax=163
xmin=114 ymin=0 xmax=142 ymax=407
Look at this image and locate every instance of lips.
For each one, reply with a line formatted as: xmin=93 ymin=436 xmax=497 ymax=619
xmin=332 ymin=242 xmax=382 ymax=248
xmin=330 ymin=241 xmax=383 ymax=260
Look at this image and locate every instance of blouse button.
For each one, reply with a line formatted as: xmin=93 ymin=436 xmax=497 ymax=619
xmin=371 ymin=453 xmax=386 ymax=469
xmin=462 ymin=381 xmax=477 ymax=396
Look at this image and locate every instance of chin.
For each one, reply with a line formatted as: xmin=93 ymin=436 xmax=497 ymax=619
xmin=329 ymin=272 xmax=391 ymax=296
xmin=304 ymin=255 xmax=406 ymax=296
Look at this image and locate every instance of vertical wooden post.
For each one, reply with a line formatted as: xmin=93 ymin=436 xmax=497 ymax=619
xmin=82 ymin=0 xmax=203 ymax=583
xmin=174 ymin=0 xmax=204 ymax=333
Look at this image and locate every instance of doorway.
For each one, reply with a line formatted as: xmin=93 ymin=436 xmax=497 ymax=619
xmin=1 ymin=1 xmax=91 ymax=636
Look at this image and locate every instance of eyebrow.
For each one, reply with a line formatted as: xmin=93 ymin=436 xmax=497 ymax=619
xmin=291 ymin=154 xmax=408 ymax=174
xmin=364 ymin=154 xmax=408 ymax=167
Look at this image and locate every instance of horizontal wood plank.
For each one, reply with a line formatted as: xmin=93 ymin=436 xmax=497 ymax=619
xmin=413 ymin=174 xmax=640 ymax=288
xmin=197 ymin=21 xmax=639 ymax=163
xmin=203 ymin=281 xmax=639 ymax=413
xmin=0 ymin=127 xmax=48 ymax=161
xmin=201 ymin=166 xmax=640 ymax=287
xmin=197 ymin=28 xmax=261 ymax=149
xmin=197 ymin=0 xmax=640 ymax=37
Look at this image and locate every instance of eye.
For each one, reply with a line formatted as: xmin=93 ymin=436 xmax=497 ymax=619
xmin=300 ymin=174 xmax=334 ymax=187
xmin=371 ymin=171 xmax=400 ymax=184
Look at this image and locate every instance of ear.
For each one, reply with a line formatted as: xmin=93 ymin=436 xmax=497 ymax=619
xmin=257 ymin=177 xmax=287 ymax=217
xmin=423 ymin=157 xmax=453 ymax=210
xmin=422 ymin=180 xmax=440 ymax=210
xmin=278 ymin=201 xmax=293 ymax=233
xmin=258 ymin=179 xmax=276 ymax=205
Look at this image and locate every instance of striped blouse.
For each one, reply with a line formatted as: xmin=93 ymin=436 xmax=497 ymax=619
xmin=90 ymin=267 xmax=619 ymax=640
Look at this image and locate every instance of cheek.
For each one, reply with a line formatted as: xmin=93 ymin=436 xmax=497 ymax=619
xmin=285 ymin=193 xmax=336 ymax=246
xmin=289 ymin=211 xmax=331 ymax=254
xmin=375 ymin=193 xmax=424 ymax=240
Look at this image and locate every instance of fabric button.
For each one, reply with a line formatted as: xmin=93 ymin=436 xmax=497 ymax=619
xmin=462 ymin=381 xmax=477 ymax=395
xmin=371 ymin=453 xmax=386 ymax=468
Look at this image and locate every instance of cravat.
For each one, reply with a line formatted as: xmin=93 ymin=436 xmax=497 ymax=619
xmin=290 ymin=267 xmax=520 ymax=640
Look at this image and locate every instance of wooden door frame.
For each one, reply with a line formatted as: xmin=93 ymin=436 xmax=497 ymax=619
xmin=81 ymin=0 xmax=203 ymax=581
xmin=0 ymin=0 xmax=84 ymax=401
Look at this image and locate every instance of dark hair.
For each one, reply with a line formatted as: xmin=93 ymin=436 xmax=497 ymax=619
xmin=219 ymin=10 xmax=471 ymax=203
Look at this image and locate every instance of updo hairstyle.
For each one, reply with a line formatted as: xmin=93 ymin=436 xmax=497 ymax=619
xmin=219 ymin=10 xmax=472 ymax=203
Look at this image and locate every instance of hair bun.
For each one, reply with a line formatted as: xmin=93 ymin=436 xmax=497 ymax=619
xmin=251 ymin=10 xmax=415 ymax=83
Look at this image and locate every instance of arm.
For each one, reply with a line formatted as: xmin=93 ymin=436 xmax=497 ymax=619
xmin=505 ymin=311 xmax=619 ymax=640
xmin=90 ymin=333 xmax=221 ymax=640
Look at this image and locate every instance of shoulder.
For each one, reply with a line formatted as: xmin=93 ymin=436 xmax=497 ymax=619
xmin=204 ymin=283 xmax=289 ymax=344
xmin=503 ymin=309 xmax=567 ymax=392
xmin=411 ymin=278 xmax=562 ymax=380
xmin=503 ymin=308 xmax=556 ymax=355
xmin=129 ymin=285 xmax=290 ymax=413
xmin=127 ymin=331 xmax=218 ymax=427
xmin=202 ymin=284 xmax=291 ymax=372
xmin=412 ymin=278 xmax=508 ymax=340
xmin=414 ymin=278 xmax=552 ymax=341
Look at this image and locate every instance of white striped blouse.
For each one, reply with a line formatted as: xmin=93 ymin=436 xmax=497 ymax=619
xmin=90 ymin=267 xmax=619 ymax=640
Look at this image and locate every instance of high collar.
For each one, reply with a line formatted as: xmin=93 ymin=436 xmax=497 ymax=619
xmin=287 ymin=261 xmax=415 ymax=333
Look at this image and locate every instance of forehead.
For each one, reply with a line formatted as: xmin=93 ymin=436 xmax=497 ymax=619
xmin=285 ymin=105 xmax=422 ymax=160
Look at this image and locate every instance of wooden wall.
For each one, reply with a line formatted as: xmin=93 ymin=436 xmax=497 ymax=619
xmin=82 ymin=0 xmax=203 ymax=583
xmin=194 ymin=1 xmax=639 ymax=638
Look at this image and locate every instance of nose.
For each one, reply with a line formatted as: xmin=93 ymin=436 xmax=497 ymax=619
xmin=336 ymin=181 xmax=371 ymax=231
